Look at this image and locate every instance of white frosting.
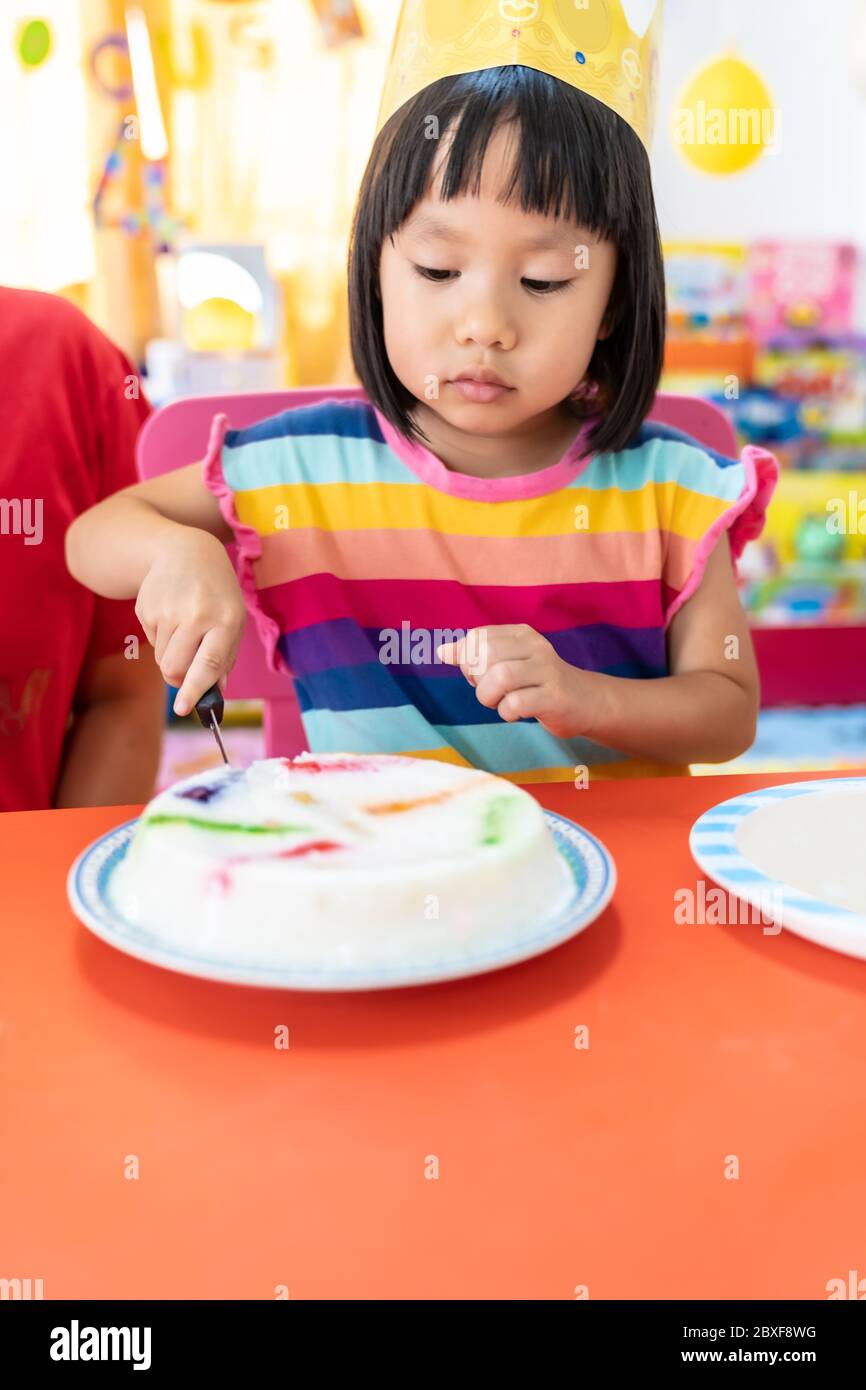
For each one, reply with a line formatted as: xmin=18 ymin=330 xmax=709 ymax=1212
xmin=111 ymin=752 xmax=571 ymax=971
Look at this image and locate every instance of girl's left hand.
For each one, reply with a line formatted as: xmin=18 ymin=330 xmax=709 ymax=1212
xmin=436 ymin=624 xmax=603 ymax=742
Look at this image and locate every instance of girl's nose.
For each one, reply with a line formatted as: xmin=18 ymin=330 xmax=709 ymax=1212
xmin=455 ymin=312 xmax=517 ymax=352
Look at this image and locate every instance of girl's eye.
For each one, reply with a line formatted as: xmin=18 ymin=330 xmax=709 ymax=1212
xmin=413 ymin=266 xmax=454 ymax=283
xmin=522 ymin=279 xmax=570 ymax=295
xmin=413 ymin=266 xmax=570 ymax=295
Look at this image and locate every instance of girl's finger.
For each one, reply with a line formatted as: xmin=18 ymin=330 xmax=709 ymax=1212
xmin=159 ymin=625 xmax=208 ymax=694
xmin=474 ymin=659 xmax=535 ymax=711
xmin=497 ymin=683 xmax=543 ymax=723
xmin=459 ymin=628 xmax=537 ymax=679
xmin=153 ymin=619 xmax=179 ymax=668
xmin=174 ymin=628 xmax=234 ymax=716
xmin=136 ymin=613 xmax=157 ymax=648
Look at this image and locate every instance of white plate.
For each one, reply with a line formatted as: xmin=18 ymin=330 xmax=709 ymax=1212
xmin=690 ymin=777 xmax=866 ymax=958
xmin=67 ymin=811 xmax=617 ymax=991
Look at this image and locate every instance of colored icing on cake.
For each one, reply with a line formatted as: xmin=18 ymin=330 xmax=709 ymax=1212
xmin=111 ymin=752 xmax=572 ymax=972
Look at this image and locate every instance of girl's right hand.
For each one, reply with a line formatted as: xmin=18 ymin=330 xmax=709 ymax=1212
xmin=134 ymin=528 xmax=247 ymax=717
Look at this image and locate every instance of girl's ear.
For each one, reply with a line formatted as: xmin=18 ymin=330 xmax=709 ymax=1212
xmin=597 ymin=303 xmax=617 ymax=341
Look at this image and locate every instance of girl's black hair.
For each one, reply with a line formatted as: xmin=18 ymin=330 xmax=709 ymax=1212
xmin=347 ymin=64 xmax=666 ymax=457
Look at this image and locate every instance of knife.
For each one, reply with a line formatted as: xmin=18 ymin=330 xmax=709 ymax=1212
xmin=195 ymin=684 xmax=230 ymax=766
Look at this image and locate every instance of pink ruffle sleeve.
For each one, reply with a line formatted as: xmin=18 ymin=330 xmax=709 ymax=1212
xmin=663 ymin=443 xmax=780 ymax=628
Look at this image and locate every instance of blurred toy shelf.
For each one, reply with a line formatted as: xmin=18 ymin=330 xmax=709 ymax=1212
xmin=661 ymin=239 xmax=866 ymax=708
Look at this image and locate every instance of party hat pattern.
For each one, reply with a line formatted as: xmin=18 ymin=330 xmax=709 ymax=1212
xmin=376 ymin=0 xmax=663 ymax=148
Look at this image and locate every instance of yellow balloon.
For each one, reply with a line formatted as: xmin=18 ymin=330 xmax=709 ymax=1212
xmin=183 ymin=298 xmax=257 ymax=352
xmin=673 ymin=54 xmax=776 ymax=175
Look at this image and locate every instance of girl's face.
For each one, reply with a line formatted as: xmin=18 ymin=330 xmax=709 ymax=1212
xmin=379 ymin=121 xmax=618 ymax=441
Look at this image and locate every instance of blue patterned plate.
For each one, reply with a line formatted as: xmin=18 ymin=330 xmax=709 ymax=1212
xmin=690 ymin=778 xmax=866 ymax=958
xmin=67 ymin=810 xmax=617 ymax=990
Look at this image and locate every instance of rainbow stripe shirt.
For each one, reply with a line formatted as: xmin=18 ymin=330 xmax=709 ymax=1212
xmin=204 ymin=397 xmax=778 ymax=783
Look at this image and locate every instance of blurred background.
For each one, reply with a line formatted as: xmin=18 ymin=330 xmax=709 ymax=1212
xmin=4 ymin=0 xmax=866 ymax=783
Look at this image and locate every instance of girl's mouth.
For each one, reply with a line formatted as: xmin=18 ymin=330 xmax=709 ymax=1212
xmin=450 ymin=380 xmax=514 ymax=404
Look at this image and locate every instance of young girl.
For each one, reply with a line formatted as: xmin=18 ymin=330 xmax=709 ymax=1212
xmin=65 ymin=66 xmax=778 ymax=783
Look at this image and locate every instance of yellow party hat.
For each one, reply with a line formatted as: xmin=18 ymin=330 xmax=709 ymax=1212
xmin=376 ymin=0 xmax=663 ymax=149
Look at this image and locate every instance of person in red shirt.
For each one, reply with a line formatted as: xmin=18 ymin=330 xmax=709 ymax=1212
xmin=0 ymin=287 xmax=164 ymax=811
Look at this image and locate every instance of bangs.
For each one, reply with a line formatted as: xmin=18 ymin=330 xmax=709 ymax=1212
xmin=377 ymin=65 xmax=638 ymax=245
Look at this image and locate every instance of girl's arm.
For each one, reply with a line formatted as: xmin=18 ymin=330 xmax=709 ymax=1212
xmin=577 ymin=531 xmax=760 ymax=764
xmin=65 ymin=463 xmax=247 ymax=716
xmin=65 ymin=460 xmax=234 ymax=596
xmin=442 ymin=532 xmax=760 ymax=764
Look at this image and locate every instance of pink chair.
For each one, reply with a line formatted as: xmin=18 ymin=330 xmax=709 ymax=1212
xmin=137 ymin=388 xmax=738 ymax=755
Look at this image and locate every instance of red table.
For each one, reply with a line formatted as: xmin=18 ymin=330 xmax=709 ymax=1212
xmin=2 ymin=769 xmax=864 ymax=1300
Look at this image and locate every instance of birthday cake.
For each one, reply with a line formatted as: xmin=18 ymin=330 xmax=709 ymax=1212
xmin=111 ymin=752 xmax=571 ymax=974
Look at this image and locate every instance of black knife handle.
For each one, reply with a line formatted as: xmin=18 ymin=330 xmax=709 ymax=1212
xmin=194 ymin=684 xmax=224 ymax=729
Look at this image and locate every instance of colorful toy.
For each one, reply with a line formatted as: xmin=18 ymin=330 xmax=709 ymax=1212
xmin=752 ymin=334 xmax=866 ymax=469
xmin=742 ymin=570 xmax=866 ymax=625
xmin=711 ymin=389 xmax=803 ymax=449
xmin=794 ymin=514 xmax=847 ymax=565
xmin=748 ymin=243 xmax=857 ymax=342
xmin=663 ymin=242 xmax=748 ymax=333
xmin=92 ymin=122 xmax=182 ymax=247
xmin=89 ymin=33 xmax=134 ymax=101
xmin=736 ymin=538 xmax=779 ymax=583
xmin=91 ymin=11 xmax=183 ymax=251
xmin=739 ymin=512 xmax=864 ymax=623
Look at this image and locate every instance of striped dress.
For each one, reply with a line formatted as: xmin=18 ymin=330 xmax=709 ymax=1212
xmin=204 ymin=397 xmax=778 ymax=783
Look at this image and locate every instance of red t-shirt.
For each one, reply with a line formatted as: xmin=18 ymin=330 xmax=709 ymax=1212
xmin=0 ymin=288 xmax=151 ymax=811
